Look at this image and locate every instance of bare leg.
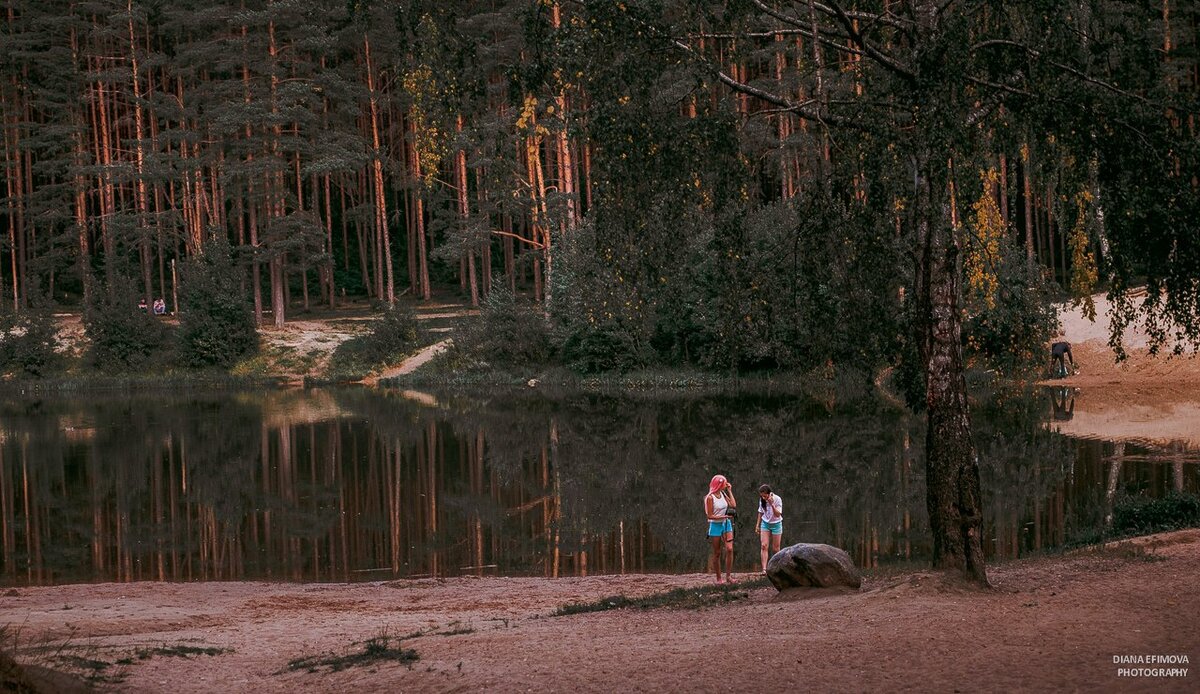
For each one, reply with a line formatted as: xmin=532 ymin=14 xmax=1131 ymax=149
xmin=760 ymin=529 xmax=770 ymax=573
xmin=723 ymin=532 xmax=734 ymax=583
xmin=770 ymin=532 xmax=782 ymax=558
xmin=710 ymin=536 xmax=723 ymax=583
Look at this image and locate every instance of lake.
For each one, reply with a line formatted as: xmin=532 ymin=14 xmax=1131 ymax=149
xmin=0 ymin=385 xmax=1195 ymax=585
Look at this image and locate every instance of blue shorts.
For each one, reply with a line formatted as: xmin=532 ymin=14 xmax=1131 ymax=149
xmin=760 ymin=520 xmax=782 ymax=535
xmin=707 ymin=519 xmax=733 ymax=537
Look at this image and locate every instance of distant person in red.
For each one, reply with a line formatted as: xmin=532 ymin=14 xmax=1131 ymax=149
xmin=1051 ymin=341 xmax=1075 ymax=378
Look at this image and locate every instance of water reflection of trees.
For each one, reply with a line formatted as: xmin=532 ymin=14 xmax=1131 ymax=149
xmin=2 ymin=387 xmax=1181 ymax=586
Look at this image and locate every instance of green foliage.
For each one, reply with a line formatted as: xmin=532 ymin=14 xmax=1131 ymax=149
xmin=561 ymin=322 xmax=645 ymax=374
xmin=0 ymin=302 xmax=59 ymax=378
xmin=449 ymin=285 xmax=554 ymax=367
xmin=327 ymin=303 xmax=422 ymax=380
xmin=1112 ymin=493 xmax=1200 ymax=535
xmin=177 ymin=240 xmax=259 ymax=369
xmin=963 ymin=242 xmax=1061 ymax=377
xmin=83 ymin=280 xmax=171 ymax=372
xmin=556 ymin=580 xmax=762 ymax=616
xmin=286 ymin=632 xmax=418 ymax=674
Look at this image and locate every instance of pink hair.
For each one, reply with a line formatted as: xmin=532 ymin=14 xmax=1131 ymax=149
xmin=708 ymin=474 xmax=728 ymax=496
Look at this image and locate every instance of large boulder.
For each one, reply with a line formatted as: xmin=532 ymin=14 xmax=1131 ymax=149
xmin=766 ymin=543 xmax=862 ymax=591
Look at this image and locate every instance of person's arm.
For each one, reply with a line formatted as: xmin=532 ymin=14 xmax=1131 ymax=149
xmin=724 ymin=485 xmax=736 ymax=510
xmin=773 ymin=495 xmax=782 ymax=518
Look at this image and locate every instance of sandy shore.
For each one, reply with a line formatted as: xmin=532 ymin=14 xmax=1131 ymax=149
xmin=2 ymin=530 xmax=1197 ymax=692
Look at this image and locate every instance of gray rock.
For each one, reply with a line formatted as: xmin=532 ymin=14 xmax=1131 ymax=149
xmin=766 ymin=543 xmax=862 ymax=591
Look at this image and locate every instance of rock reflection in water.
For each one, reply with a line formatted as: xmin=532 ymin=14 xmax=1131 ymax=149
xmin=0 ymin=387 xmax=1195 ymax=586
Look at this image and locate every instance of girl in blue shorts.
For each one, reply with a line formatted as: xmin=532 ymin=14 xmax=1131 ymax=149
xmin=756 ymin=484 xmax=783 ymax=574
xmin=705 ymin=474 xmax=737 ymax=584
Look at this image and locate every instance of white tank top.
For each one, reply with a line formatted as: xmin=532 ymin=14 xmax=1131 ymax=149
xmin=709 ymin=493 xmax=728 ymax=518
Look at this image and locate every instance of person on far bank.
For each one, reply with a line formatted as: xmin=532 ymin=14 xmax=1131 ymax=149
xmin=1050 ymin=341 xmax=1075 ymax=378
xmin=756 ymin=484 xmax=783 ymax=574
xmin=705 ymin=474 xmax=737 ymax=584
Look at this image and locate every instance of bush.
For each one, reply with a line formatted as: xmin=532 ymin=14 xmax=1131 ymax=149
xmin=562 ymin=322 xmax=645 ymax=374
xmin=0 ymin=303 xmax=58 ymax=377
xmin=177 ymin=240 xmax=259 ymax=368
xmin=1112 ymin=492 xmax=1200 ymax=535
xmin=452 ymin=286 xmax=553 ymax=366
xmin=359 ymin=304 xmax=420 ymax=363
xmin=963 ymin=243 xmax=1060 ymax=377
xmin=83 ymin=281 xmax=171 ymax=371
xmin=327 ymin=304 xmax=421 ymax=380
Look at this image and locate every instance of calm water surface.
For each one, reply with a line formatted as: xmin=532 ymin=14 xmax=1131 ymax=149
xmin=0 ymin=386 xmax=1195 ymax=586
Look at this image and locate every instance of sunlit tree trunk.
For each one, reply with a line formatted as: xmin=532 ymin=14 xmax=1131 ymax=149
xmin=455 ymin=115 xmax=478 ymax=307
xmin=364 ymin=35 xmax=394 ymax=304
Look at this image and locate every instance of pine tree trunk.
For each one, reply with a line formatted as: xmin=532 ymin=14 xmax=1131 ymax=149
xmin=128 ymin=1 xmax=154 ymax=304
xmin=456 ymin=115 xmax=478 ymax=307
xmin=363 ymin=35 xmax=394 ymax=304
xmin=409 ymin=117 xmax=431 ymax=300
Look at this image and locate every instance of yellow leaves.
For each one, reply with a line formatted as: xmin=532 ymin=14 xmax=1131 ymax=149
xmin=1069 ymin=191 xmax=1099 ymax=320
xmin=516 ymin=94 xmax=539 ymax=131
xmin=618 ymin=95 xmax=631 ymax=106
xmin=965 ymin=168 xmax=1005 ymax=312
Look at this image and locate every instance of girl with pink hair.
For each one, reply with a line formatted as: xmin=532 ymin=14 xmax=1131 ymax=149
xmin=704 ymin=474 xmax=737 ymax=584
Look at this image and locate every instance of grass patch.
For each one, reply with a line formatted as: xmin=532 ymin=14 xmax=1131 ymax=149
xmin=1112 ymin=492 xmax=1200 ymax=535
xmin=135 ymin=645 xmax=230 ymax=660
xmin=0 ymin=369 xmax=278 ymax=395
xmin=555 ymin=578 xmax=768 ymax=616
xmin=285 ymin=632 xmax=418 ymax=674
xmin=1056 ymin=492 xmax=1200 ymax=554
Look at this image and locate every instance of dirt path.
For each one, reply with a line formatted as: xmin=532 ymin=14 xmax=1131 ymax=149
xmin=359 ymin=338 xmax=453 ymax=386
xmin=4 ymin=530 xmax=1197 ymax=692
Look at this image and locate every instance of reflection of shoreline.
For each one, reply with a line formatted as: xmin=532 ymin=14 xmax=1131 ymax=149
xmin=397 ymin=389 xmax=440 ymax=407
xmin=245 ymin=388 xmax=353 ymax=428
xmin=1046 ymin=387 xmax=1200 ymax=452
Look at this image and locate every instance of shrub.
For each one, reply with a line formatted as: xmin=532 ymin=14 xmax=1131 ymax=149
xmin=359 ymin=304 xmax=420 ymax=363
xmin=0 ymin=303 xmax=59 ymax=377
xmin=327 ymin=304 xmax=421 ymax=380
xmin=963 ymin=243 xmax=1060 ymax=377
xmin=562 ymin=322 xmax=645 ymax=374
xmin=1112 ymin=492 xmax=1200 ymax=535
xmin=177 ymin=239 xmax=259 ymax=368
xmin=452 ymin=286 xmax=553 ymax=366
xmin=83 ymin=281 xmax=171 ymax=371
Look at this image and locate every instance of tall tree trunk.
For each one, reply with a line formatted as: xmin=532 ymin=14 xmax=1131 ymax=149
xmin=914 ymin=147 xmax=987 ymax=585
xmin=409 ymin=117 xmax=431 ymax=300
xmin=456 ymin=116 xmax=478 ymax=307
xmin=1022 ymin=142 xmax=1034 ymax=263
xmin=268 ymin=17 xmax=285 ymax=328
xmin=128 ymin=0 xmax=154 ymax=304
xmin=364 ymin=35 xmax=394 ymax=304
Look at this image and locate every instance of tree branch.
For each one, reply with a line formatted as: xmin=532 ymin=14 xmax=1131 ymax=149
xmin=821 ymin=0 xmax=917 ymax=82
xmin=971 ymin=39 xmax=1153 ymax=107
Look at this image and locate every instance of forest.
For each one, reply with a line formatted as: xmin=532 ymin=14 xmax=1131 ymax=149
xmin=2 ymin=1 xmax=1200 ymax=581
